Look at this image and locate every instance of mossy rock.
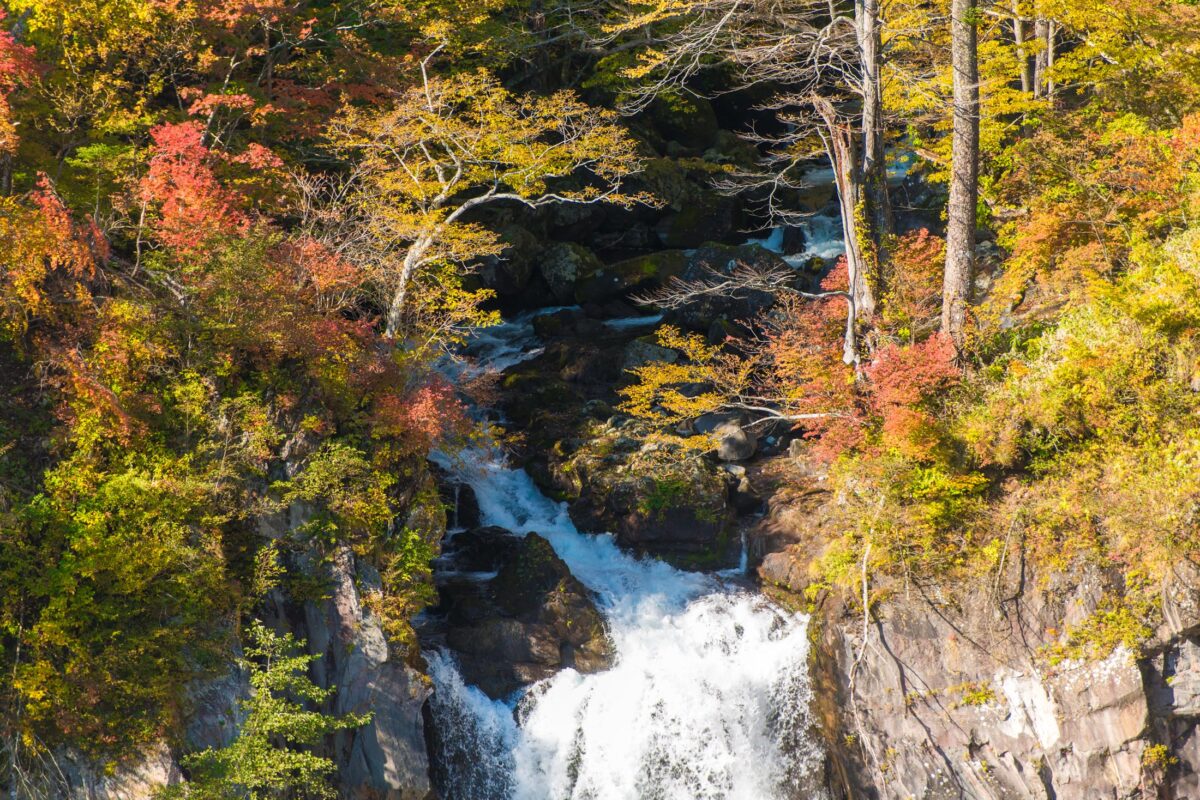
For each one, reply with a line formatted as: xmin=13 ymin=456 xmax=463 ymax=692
xmin=537 ymin=242 xmax=603 ymax=304
xmin=574 ymin=250 xmax=690 ymax=304
xmin=557 ymin=428 xmax=736 ymax=566
xmin=643 ymin=92 xmax=720 ymax=151
xmin=654 ymin=191 xmax=742 ymax=248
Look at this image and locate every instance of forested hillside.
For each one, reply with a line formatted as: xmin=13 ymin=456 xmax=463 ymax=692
xmin=1 ymin=0 xmax=1199 ymax=798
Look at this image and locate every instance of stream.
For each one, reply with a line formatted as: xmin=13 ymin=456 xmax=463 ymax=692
xmin=421 ymin=209 xmax=847 ymax=800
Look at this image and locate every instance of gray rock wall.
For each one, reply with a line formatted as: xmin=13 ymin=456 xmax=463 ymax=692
xmin=774 ymin=546 xmax=1199 ymax=796
xmin=753 ymin=462 xmax=1200 ymax=800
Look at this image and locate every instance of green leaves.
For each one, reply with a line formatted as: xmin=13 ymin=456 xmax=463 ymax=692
xmin=7 ymin=450 xmax=232 ymax=755
xmin=164 ymin=622 xmax=371 ymax=800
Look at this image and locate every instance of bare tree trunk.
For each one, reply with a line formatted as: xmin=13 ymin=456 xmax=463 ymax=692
xmin=383 ymin=236 xmax=432 ymax=339
xmin=0 ymin=152 xmax=11 ymax=197
xmin=943 ymin=0 xmax=979 ymax=347
xmin=856 ymin=0 xmax=893 ymax=243
xmin=1033 ymin=17 xmax=1049 ymax=98
xmin=1013 ymin=1 xmax=1034 ymax=94
xmin=1044 ymin=19 xmax=1056 ymax=100
xmin=815 ymin=97 xmax=874 ymax=364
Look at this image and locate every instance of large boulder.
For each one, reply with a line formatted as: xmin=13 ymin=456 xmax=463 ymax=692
xmin=431 ymin=530 xmax=612 ymax=698
xmin=713 ymin=420 xmax=758 ymax=462
xmin=574 ymin=250 xmax=691 ymax=304
xmin=473 ymin=224 xmax=540 ymax=298
xmin=622 ymin=337 xmax=679 ymax=370
xmin=537 ymin=242 xmax=602 ymax=304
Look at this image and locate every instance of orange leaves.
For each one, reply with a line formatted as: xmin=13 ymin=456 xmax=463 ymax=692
xmin=760 ymin=268 xmax=957 ymax=462
xmin=994 ymin=115 xmax=1200 ymax=319
xmin=370 ymin=380 xmax=469 ymax=456
xmin=0 ymin=177 xmax=101 ymax=338
xmin=866 ymin=333 xmax=958 ymax=411
xmin=864 ymin=333 xmax=959 ymax=460
xmin=275 ymin=235 xmax=360 ymax=313
xmin=140 ymin=122 xmax=249 ymax=253
xmin=0 ymin=9 xmax=35 ymax=155
xmin=881 ymin=229 xmax=945 ymax=341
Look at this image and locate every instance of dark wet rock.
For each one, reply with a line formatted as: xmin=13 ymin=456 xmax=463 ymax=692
xmin=703 ymin=129 xmax=761 ymax=168
xmin=642 ymin=93 xmax=720 ymax=153
xmin=531 ymin=306 xmax=587 ymax=339
xmin=442 ymin=526 xmax=523 ymax=573
xmin=454 ymin=483 xmax=480 ymax=530
xmin=491 ymin=307 xmax=736 ymax=567
xmin=780 ymin=225 xmax=808 ymax=254
xmin=654 ymin=192 xmax=742 ymax=248
xmin=433 ymin=531 xmax=612 ymax=699
xmin=592 ymin=220 xmax=660 ymax=253
xmin=438 ymin=476 xmax=480 ymax=531
xmin=474 ymin=224 xmax=540 ymax=298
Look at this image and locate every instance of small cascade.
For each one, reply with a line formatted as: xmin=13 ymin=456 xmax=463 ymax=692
xmin=748 ymin=211 xmax=846 ymax=267
xmin=422 ymin=309 xmax=826 ymax=800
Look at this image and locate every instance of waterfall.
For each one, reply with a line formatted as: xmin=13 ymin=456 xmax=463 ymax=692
xmin=426 ymin=311 xmax=825 ymax=800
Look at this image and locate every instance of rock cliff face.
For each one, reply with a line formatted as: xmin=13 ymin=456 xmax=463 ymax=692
xmin=754 ymin=458 xmax=1200 ymax=800
xmin=270 ymin=545 xmax=435 ymax=800
xmin=55 ymin=485 xmax=438 ymax=800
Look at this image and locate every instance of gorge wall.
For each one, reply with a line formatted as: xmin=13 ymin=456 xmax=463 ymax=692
xmin=757 ymin=464 xmax=1200 ymax=800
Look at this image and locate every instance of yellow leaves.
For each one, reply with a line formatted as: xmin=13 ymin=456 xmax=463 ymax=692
xmin=327 ymin=67 xmax=642 ymax=338
xmin=620 ymin=326 xmax=750 ymax=426
xmin=602 ymin=0 xmax=700 ymax=36
xmin=656 ymin=324 xmax=721 ymax=362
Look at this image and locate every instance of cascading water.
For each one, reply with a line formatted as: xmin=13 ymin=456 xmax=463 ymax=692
xmin=748 ymin=211 xmax=846 ymax=267
xmin=748 ymin=149 xmax=915 ymax=269
xmin=424 ymin=311 xmax=825 ymax=800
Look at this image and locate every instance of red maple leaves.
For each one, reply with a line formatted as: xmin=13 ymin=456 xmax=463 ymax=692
xmin=140 ymin=122 xmax=250 ymax=252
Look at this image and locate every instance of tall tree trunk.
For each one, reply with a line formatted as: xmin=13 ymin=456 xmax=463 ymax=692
xmin=856 ymin=0 xmax=893 ymax=244
xmin=384 ymin=236 xmax=432 ymax=339
xmin=815 ymin=96 xmax=874 ymax=364
xmin=1013 ymin=2 xmax=1034 ymax=94
xmin=1044 ymin=19 xmax=1056 ymax=100
xmin=943 ymin=0 xmax=979 ymax=347
xmin=0 ymin=152 xmax=11 ymax=197
xmin=1033 ymin=17 xmax=1049 ymax=97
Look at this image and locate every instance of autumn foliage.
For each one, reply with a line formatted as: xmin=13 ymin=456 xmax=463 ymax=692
xmin=0 ymin=0 xmax=538 ymax=762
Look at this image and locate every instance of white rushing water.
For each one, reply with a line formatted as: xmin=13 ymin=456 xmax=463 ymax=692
xmin=748 ymin=211 xmax=846 ymax=267
xmin=426 ymin=312 xmax=825 ymax=800
xmin=748 ymin=149 xmax=916 ymax=268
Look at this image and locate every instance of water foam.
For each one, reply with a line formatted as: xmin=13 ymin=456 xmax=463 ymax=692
xmin=425 ymin=288 xmax=824 ymax=800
